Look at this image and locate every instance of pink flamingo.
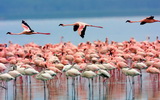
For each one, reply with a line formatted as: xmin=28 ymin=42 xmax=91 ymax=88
xmin=59 ymin=22 xmax=103 ymax=38
xmin=7 ymin=20 xmax=51 ymax=35
xmin=126 ymin=16 xmax=160 ymax=25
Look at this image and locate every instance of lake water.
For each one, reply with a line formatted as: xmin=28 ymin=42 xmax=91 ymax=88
xmin=0 ymin=69 xmax=160 ymax=100
xmin=0 ymin=16 xmax=160 ymax=100
xmin=0 ymin=16 xmax=160 ymax=46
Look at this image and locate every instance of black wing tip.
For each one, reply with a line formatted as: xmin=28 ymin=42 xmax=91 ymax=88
xmin=140 ymin=22 xmax=146 ymax=25
xmin=150 ymin=15 xmax=154 ymax=18
xmin=80 ymin=35 xmax=84 ymax=38
xmin=22 ymin=20 xmax=25 ymax=23
xmin=147 ymin=16 xmax=154 ymax=19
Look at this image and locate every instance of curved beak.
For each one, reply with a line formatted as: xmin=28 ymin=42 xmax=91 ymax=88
xmin=6 ymin=32 xmax=11 ymax=34
xmin=59 ymin=24 xmax=63 ymax=26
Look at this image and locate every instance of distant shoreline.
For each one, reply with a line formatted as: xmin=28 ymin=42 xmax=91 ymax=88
xmin=1 ymin=10 xmax=160 ymax=20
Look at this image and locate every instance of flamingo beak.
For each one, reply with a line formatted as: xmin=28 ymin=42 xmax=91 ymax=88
xmin=6 ymin=32 xmax=11 ymax=34
xmin=126 ymin=20 xmax=131 ymax=23
xmin=59 ymin=24 xmax=63 ymax=26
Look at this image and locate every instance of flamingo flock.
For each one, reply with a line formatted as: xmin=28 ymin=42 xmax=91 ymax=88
xmin=0 ymin=16 xmax=160 ymax=99
xmin=0 ymin=37 xmax=160 ymax=86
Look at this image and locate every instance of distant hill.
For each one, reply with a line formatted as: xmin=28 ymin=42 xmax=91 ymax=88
xmin=0 ymin=0 xmax=160 ymax=20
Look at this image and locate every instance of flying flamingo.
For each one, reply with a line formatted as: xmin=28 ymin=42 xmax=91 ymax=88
xmin=126 ymin=16 xmax=160 ymax=25
xmin=59 ymin=22 xmax=103 ymax=38
xmin=7 ymin=20 xmax=51 ymax=35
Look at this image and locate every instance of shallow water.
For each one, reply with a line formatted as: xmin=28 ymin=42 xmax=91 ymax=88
xmin=1 ymin=69 xmax=160 ymax=100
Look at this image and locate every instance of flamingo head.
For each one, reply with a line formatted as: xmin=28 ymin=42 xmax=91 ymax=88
xmin=126 ymin=20 xmax=131 ymax=23
xmin=6 ymin=32 xmax=11 ymax=34
xmin=59 ymin=24 xmax=64 ymax=26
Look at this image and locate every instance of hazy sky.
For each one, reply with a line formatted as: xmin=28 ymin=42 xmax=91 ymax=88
xmin=0 ymin=0 xmax=160 ymax=20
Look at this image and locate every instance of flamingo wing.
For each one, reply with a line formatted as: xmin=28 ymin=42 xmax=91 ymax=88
xmin=146 ymin=16 xmax=154 ymax=19
xmin=79 ymin=26 xmax=87 ymax=38
xmin=140 ymin=21 xmax=146 ymax=25
xmin=73 ymin=25 xmax=79 ymax=31
xmin=22 ymin=20 xmax=34 ymax=32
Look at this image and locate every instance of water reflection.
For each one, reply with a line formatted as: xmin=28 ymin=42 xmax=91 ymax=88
xmin=1 ymin=69 xmax=160 ymax=100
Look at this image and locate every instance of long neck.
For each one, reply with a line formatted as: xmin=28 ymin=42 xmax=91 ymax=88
xmin=129 ymin=21 xmax=141 ymax=23
xmin=62 ymin=24 xmax=75 ymax=26
xmin=9 ymin=32 xmax=22 ymax=35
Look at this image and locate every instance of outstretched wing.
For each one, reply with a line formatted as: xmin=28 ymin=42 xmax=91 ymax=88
xmin=22 ymin=20 xmax=34 ymax=32
xmin=73 ymin=25 xmax=79 ymax=31
xmin=146 ymin=16 xmax=154 ymax=19
xmin=140 ymin=21 xmax=146 ymax=25
xmin=79 ymin=26 xmax=87 ymax=38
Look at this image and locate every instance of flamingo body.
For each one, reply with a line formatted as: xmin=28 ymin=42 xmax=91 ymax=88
xmin=36 ymin=72 xmax=53 ymax=81
xmin=126 ymin=16 xmax=160 ymax=25
xmin=81 ymin=71 xmax=97 ymax=79
xmin=8 ymin=70 xmax=22 ymax=78
xmin=65 ymin=68 xmax=81 ymax=77
xmin=24 ymin=68 xmax=39 ymax=76
xmin=7 ymin=20 xmax=51 ymax=35
xmin=59 ymin=22 xmax=103 ymax=38
xmin=0 ymin=73 xmax=15 ymax=82
xmin=97 ymin=69 xmax=111 ymax=78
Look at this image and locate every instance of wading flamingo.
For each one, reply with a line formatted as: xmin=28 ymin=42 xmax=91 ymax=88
xmin=7 ymin=20 xmax=51 ymax=35
xmin=65 ymin=68 xmax=81 ymax=78
xmin=59 ymin=22 xmax=103 ymax=38
xmin=0 ymin=73 xmax=14 ymax=90
xmin=36 ymin=71 xmax=53 ymax=100
xmin=0 ymin=63 xmax=7 ymax=73
xmin=126 ymin=16 xmax=160 ymax=25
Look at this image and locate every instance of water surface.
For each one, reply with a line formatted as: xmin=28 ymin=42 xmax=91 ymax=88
xmin=1 ymin=69 xmax=160 ymax=100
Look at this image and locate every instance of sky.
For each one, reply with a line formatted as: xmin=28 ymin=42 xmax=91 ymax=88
xmin=0 ymin=0 xmax=160 ymax=45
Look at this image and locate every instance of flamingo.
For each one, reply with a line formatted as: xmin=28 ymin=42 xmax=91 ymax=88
xmin=97 ymin=69 xmax=111 ymax=83
xmin=44 ymin=69 xmax=57 ymax=77
xmin=122 ymin=67 xmax=141 ymax=89
xmin=65 ymin=68 xmax=81 ymax=78
xmin=81 ymin=70 xmax=97 ymax=87
xmin=8 ymin=70 xmax=22 ymax=78
xmin=36 ymin=71 xmax=53 ymax=100
xmin=7 ymin=20 xmax=51 ymax=35
xmin=0 ymin=73 xmax=15 ymax=90
xmin=59 ymin=22 xmax=103 ymax=38
xmin=0 ymin=73 xmax=14 ymax=82
xmin=85 ymin=64 xmax=100 ymax=71
xmin=36 ymin=71 xmax=53 ymax=81
xmin=62 ymin=64 xmax=73 ymax=72
xmin=24 ymin=67 xmax=39 ymax=76
xmin=24 ymin=67 xmax=39 ymax=84
xmin=146 ymin=66 xmax=160 ymax=74
xmin=126 ymin=16 xmax=160 ymax=25
xmin=81 ymin=70 xmax=97 ymax=79
xmin=102 ymin=63 xmax=117 ymax=71
xmin=0 ymin=63 xmax=7 ymax=73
